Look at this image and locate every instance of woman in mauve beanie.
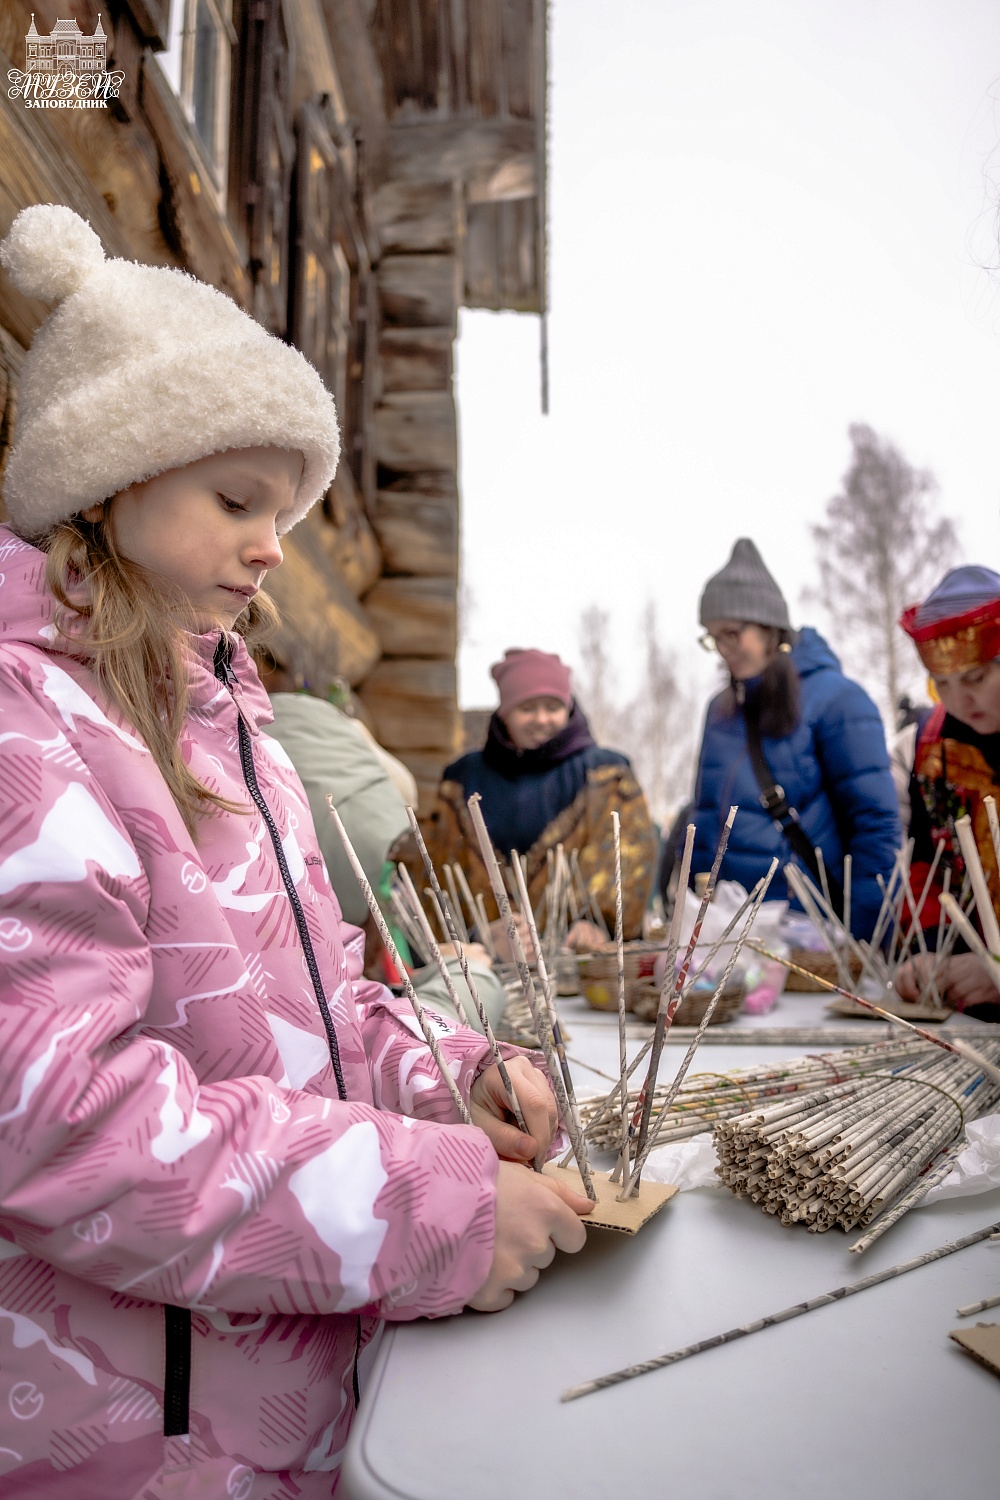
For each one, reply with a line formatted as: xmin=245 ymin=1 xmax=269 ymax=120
xmin=894 ymin=565 xmax=1000 ymax=1019
xmin=691 ymin=538 xmax=899 ymax=940
xmin=410 ymin=647 xmax=658 ymax=945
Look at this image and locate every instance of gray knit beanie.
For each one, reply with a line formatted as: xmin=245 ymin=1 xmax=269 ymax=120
xmin=698 ymin=538 xmax=790 ymax=630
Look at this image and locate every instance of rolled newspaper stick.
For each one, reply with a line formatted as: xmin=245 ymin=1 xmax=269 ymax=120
xmin=985 ymin=795 xmax=1000 ymax=873
xmin=403 ymin=812 xmax=529 ymax=1134
xmin=466 ymin=793 xmax=597 ymax=1199
xmin=561 ymin=1218 xmax=1000 ymax=1402
xmin=395 ymin=862 xmax=471 ymax=1026
xmin=509 ymin=852 xmax=577 ymax=1105
xmin=612 ymin=812 xmax=631 ymax=1192
xmin=572 ymin=878 xmax=768 ymax=1159
xmin=328 ymin=802 xmax=472 ymax=1125
xmin=939 ymin=892 xmax=1000 ymax=995
xmin=629 ymin=823 xmax=698 ymax=1166
xmin=747 ymin=940 xmax=1000 ymax=1086
xmin=954 ymin=814 xmax=1000 ymax=958
xmin=626 ymin=859 xmax=777 ymax=1190
xmin=508 ymin=850 xmax=591 ymax=1185
xmin=442 ymin=864 xmax=470 ymax=944
xmin=957 ymin=1290 xmax=1000 ymax=1317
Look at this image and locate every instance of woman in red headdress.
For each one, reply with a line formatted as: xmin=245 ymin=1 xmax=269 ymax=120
xmin=895 ymin=566 xmax=1000 ymax=1018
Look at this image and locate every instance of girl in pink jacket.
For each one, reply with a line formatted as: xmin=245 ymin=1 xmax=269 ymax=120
xmin=0 ymin=206 xmax=589 ymax=1498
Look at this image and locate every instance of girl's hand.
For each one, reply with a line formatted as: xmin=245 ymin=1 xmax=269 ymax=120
xmin=469 ymin=1162 xmax=592 ymax=1311
xmin=469 ymin=1055 xmax=558 ymax=1162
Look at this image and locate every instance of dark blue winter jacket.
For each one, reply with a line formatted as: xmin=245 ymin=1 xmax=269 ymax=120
xmin=691 ymin=628 xmax=900 ymax=939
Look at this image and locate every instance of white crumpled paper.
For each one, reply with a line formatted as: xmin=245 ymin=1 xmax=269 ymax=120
xmin=641 ymin=1132 xmax=721 ymax=1191
xmin=925 ymin=1112 xmax=1000 ymax=1202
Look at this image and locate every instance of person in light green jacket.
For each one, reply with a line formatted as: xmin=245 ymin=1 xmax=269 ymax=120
xmin=259 ymin=654 xmax=505 ymax=1032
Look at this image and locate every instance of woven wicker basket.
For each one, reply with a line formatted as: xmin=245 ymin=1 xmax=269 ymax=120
xmin=630 ymin=977 xmax=745 ymax=1026
xmin=575 ymin=942 xmax=667 ymax=1012
xmin=555 ymin=951 xmax=580 ymax=996
xmin=493 ymin=966 xmax=574 ymax=1049
xmin=786 ymin=948 xmax=863 ymax=992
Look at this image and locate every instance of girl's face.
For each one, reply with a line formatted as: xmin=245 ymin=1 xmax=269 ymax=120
xmin=93 ymin=447 xmax=303 ymax=629
xmin=704 ymin=619 xmax=774 ymax=680
xmin=932 ymin=659 xmax=1000 ymax=734
xmin=503 ymin=696 xmax=570 ymax=750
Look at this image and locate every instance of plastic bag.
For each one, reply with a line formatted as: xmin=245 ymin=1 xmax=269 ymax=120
xmin=654 ymin=885 xmax=790 ymax=1016
xmin=925 ymin=1112 xmax=1000 ymax=1202
xmin=642 ymin=1133 xmax=721 ymax=1191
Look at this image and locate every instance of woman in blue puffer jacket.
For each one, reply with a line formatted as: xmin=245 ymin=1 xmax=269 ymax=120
xmin=691 ymin=539 xmax=900 ymax=940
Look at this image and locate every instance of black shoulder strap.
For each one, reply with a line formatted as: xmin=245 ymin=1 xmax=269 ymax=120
xmin=163 ymin=1305 xmax=191 ymax=1437
xmin=744 ymin=706 xmax=844 ymax=918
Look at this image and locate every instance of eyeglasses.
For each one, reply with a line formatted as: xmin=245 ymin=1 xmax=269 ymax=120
xmin=699 ymin=623 xmax=750 ymax=654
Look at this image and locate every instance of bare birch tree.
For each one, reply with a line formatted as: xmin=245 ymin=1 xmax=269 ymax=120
xmin=575 ymin=603 xmax=697 ymax=825
xmin=810 ymin=424 xmax=959 ymax=720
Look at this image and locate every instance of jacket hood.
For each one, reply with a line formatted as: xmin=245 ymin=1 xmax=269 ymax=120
xmin=0 ymin=523 xmax=273 ymax=728
xmin=791 ymin=626 xmax=841 ymax=677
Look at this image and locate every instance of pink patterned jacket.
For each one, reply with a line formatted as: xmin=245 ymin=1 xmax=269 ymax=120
xmin=0 ymin=527 xmax=511 ymax=1498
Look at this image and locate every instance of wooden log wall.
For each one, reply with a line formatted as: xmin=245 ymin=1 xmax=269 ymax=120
xmin=0 ymin=0 xmax=545 ymax=815
xmin=360 ymin=178 xmax=462 ymax=808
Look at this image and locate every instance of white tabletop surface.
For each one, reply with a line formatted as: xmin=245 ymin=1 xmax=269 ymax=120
xmin=343 ymin=991 xmax=1000 ymax=1500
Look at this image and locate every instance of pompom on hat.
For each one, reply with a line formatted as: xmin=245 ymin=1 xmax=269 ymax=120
xmin=0 ymin=203 xmax=340 ymax=538
xmin=698 ymin=537 xmax=790 ymax=630
xmin=491 ymin=649 xmax=572 ymax=715
xmin=900 ymin=566 xmax=1000 ymax=676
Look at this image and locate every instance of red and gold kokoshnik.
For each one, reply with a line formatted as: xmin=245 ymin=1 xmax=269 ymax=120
xmin=900 ymin=600 xmax=1000 ymax=676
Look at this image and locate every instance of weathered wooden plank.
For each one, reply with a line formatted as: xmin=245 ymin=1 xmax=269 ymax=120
xmin=387 ymin=118 xmax=536 ymax=187
xmin=316 ymin=0 xmax=389 ymax=186
xmin=378 ymin=253 xmax=458 ymax=329
xmin=140 ymin=55 xmax=252 ymax=307
xmin=464 ymin=197 xmax=540 ymax=312
xmin=379 ymin=326 xmax=453 ymax=393
xmin=265 ymin=529 xmax=381 ymax=689
xmin=394 ymin=749 xmax=449 ymax=814
xmin=364 ymin=575 xmax=457 ymax=657
xmin=372 ymin=179 xmax=459 ymax=254
xmin=372 ymin=486 xmax=458 ymax=576
xmin=374 ymin=391 xmax=457 ymax=472
xmin=357 ymin=657 xmax=459 ymax=752
xmin=499 ymin=0 xmax=537 ymax=120
xmin=322 ymin=465 xmax=383 ymax=596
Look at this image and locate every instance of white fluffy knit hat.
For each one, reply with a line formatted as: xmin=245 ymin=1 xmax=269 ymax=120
xmin=0 ymin=204 xmax=340 ymax=538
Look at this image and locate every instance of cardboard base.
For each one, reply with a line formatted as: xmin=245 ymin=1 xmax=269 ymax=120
xmin=826 ymin=997 xmax=952 ymax=1023
xmin=543 ymin=1163 xmax=677 ymax=1234
xmin=950 ymin=1322 xmax=1000 ymax=1380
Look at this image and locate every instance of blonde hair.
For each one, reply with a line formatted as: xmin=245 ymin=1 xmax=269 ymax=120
xmin=42 ymin=513 xmax=279 ymax=836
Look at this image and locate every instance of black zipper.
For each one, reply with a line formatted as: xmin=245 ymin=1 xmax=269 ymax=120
xmin=214 ymin=638 xmax=347 ymax=1103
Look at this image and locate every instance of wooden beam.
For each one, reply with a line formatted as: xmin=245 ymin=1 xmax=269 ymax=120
xmin=372 ymin=476 xmax=459 ymax=576
xmin=372 ymin=179 xmax=461 ymax=254
xmin=387 ymin=118 xmax=537 ymax=189
xmin=323 ymin=466 xmax=383 ymax=597
xmin=374 ymin=392 xmax=457 ymax=473
xmin=357 ymin=657 xmax=459 ymax=753
xmin=379 ymin=326 xmax=453 ymax=393
xmin=378 ymin=253 xmax=458 ymax=329
xmin=363 ymin=576 xmax=457 ymax=657
xmin=264 ymin=529 xmax=381 ymax=689
xmin=140 ymin=55 xmax=251 ymax=307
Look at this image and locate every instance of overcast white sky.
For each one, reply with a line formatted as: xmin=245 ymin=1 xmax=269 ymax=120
xmin=455 ymin=0 xmax=1000 ymax=720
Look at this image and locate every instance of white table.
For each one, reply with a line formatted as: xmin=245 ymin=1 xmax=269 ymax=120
xmin=343 ymin=993 xmax=1000 ymax=1500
